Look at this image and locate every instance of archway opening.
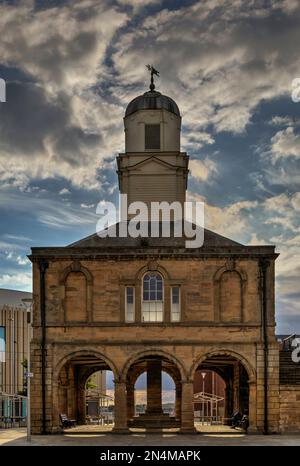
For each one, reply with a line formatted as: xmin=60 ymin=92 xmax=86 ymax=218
xmin=126 ymin=355 xmax=181 ymax=429
xmin=193 ymin=354 xmax=250 ymax=432
xmin=194 ymin=369 xmax=226 ymax=424
xmin=85 ymin=370 xmax=114 ymax=426
xmin=133 ymin=370 xmax=176 ymax=418
xmin=57 ymin=353 xmax=115 ymax=432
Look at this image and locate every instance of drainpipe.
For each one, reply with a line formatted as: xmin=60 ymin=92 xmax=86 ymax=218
xmin=39 ymin=258 xmax=49 ymax=434
xmin=260 ymin=259 xmax=269 ymax=435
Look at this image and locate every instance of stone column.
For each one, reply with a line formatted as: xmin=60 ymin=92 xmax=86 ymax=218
xmin=180 ymin=381 xmax=196 ymax=433
xmin=248 ymin=380 xmax=257 ymax=433
xmin=146 ymin=360 xmax=163 ymax=415
xmin=175 ymin=382 xmax=182 ymax=420
xmin=127 ymin=383 xmax=135 ymax=419
xmin=113 ymin=382 xmax=129 ymax=432
xmin=77 ymin=387 xmax=86 ymax=425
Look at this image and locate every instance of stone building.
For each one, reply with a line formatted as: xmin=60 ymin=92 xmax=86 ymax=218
xmin=29 ymin=79 xmax=282 ymax=434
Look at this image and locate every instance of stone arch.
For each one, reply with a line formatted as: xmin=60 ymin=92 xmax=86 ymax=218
xmin=213 ymin=264 xmax=247 ymax=284
xmin=189 ymin=348 xmax=256 ymax=383
xmin=134 ymin=261 xmax=171 ymax=281
xmin=54 ymin=349 xmax=118 ymax=381
xmin=128 ymin=364 xmax=181 ymax=386
xmin=121 ymin=349 xmax=187 ymax=382
xmin=60 ymin=261 xmax=93 ymax=323
xmin=60 ymin=261 xmax=93 ymax=285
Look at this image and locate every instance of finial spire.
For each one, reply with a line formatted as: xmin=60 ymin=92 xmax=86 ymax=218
xmin=146 ymin=64 xmax=159 ymax=91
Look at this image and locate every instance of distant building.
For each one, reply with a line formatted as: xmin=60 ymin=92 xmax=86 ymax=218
xmin=0 ymin=288 xmax=32 ymax=395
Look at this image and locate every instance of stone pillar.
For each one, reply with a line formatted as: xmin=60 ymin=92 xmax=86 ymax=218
xmin=180 ymin=381 xmax=196 ymax=433
xmin=113 ymin=382 xmax=129 ymax=432
xmin=248 ymin=380 xmax=257 ymax=433
xmin=146 ymin=360 xmax=163 ymax=415
xmin=127 ymin=383 xmax=135 ymax=419
xmin=175 ymin=382 xmax=182 ymax=420
xmin=77 ymin=387 xmax=86 ymax=425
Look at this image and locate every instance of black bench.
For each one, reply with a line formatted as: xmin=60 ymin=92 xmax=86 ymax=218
xmin=60 ymin=413 xmax=76 ymax=428
xmin=230 ymin=412 xmax=249 ymax=433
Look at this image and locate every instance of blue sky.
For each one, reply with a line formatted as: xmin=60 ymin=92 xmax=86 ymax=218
xmin=0 ymin=0 xmax=299 ymax=333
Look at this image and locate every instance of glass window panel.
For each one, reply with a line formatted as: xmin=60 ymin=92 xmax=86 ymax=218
xmin=157 ymin=281 xmax=162 ymax=291
xmin=125 ymin=287 xmax=135 ymax=322
xmin=150 ymin=291 xmax=156 ymax=301
xmin=0 ymin=326 xmax=5 ymax=363
xmin=172 ymin=287 xmax=179 ymax=304
xmin=171 ymin=287 xmax=180 ymax=322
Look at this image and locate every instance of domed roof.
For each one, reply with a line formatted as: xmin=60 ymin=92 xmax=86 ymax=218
xmin=125 ymin=90 xmax=180 ymax=117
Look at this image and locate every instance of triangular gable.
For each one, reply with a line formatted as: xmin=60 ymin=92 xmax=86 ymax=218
xmin=128 ymin=156 xmax=178 ymax=174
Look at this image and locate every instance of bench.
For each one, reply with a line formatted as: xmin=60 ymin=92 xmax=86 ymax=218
xmin=59 ymin=413 xmax=76 ymax=428
xmin=231 ymin=413 xmax=249 ymax=433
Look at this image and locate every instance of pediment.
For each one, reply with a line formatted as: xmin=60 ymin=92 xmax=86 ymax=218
xmin=128 ymin=156 xmax=177 ymax=174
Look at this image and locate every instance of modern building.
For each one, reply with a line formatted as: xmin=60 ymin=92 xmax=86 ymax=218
xmin=0 ymin=288 xmax=32 ymax=428
xmin=0 ymin=288 xmax=32 ymax=395
xmin=28 ymin=76 xmax=299 ymax=434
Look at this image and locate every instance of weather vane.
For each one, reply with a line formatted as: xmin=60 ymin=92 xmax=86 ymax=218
xmin=146 ymin=64 xmax=159 ymax=91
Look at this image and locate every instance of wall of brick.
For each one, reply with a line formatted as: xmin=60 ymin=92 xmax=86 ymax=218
xmin=280 ymin=386 xmax=300 ymax=433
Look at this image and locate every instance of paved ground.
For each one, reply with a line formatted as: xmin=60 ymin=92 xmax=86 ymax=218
xmin=1 ymin=426 xmax=300 ymax=446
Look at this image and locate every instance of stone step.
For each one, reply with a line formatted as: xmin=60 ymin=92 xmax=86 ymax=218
xmin=128 ymin=415 xmax=180 ymax=428
xmin=279 ymin=350 xmax=300 ymax=385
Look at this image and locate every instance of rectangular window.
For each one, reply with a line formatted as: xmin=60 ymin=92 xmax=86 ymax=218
xmin=125 ymin=287 xmax=135 ymax=322
xmin=0 ymin=326 xmax=5 ymax=362
xmin=142 ymin=302 xmax=163 ymax=322
xmin=171 ymin=287 xmax=180 ymax=322
xmin=145 ymin=124 xmax=160 ymax=150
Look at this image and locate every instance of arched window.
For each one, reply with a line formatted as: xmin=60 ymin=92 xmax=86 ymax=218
xmin=142 ymin=273 xmax=163 ymax=322
xmin=143 ymin=273 xmax=163 ymax=301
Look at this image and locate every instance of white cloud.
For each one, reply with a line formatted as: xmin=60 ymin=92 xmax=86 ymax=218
xmin=59 ymin=188 xmax=71 ymax=195
xmin=187 ymin=191 xmax=258 ymax=240
xmin=269 ymin=115 xmax=294 ymax=126
xmin=0 ymin=272 xmax=32 ymax=290
xmin=189 ymin=158 xmax=218 ymax=182
xmin=270 ymin=126 xmax=300 ymax=162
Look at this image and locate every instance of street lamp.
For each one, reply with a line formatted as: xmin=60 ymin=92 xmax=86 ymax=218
xmin=22 ymin=298 xmax=33 ymax=443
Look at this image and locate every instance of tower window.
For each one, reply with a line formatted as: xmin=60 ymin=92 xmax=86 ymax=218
xmin=145 ymin=124 xmax=160 ymax=150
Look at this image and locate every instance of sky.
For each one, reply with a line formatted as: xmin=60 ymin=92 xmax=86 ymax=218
xmin=0 ymin=0 xmax=299 ymax=333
